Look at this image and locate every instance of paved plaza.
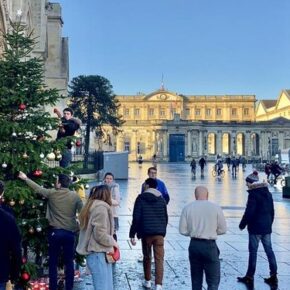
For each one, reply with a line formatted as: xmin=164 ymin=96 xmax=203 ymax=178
xmin=75 ymin=162 xmax=290 ymax=290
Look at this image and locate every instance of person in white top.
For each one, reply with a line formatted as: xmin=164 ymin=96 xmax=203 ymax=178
xmin=179 ymin=186 xmax=227 ymax=290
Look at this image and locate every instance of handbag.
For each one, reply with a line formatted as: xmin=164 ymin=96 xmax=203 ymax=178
xmin=105 ymin=246 xmax=120 ymax=264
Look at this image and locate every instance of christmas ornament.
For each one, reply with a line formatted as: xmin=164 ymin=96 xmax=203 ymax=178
xmin=28 ymin=227 xmax=34 ymax=234
xmin=55 ymin=154 xmax=62 ymax=161
xmin=19 ymin=103 xmax=26 ymax=110
xmin=85 ymin=184 xmax=90 ymax=189
xmin=36 ymin=225 xmax=42 ymax=232
xmin=2 ymin=162 xmax=7 ymax=168
xmin=22 ymin=256 xmax=27 ymax=264
xmin=33 ymin=170 xmax=43 ymax=177
xmin=39 ymin=153 xmax=45 ymax=159
xmin=39 ymin=202 xmax=44 ymax=207
xmin=70 ymin=171 xmax=74 ymax=177
xmin=22 ymin=220 xmax=27 ymax=225
xmin=19 ymin=199 xmax=25 ymax=205
xmin=46 ymin=152 xmax=55 ymax=161
xmin=76 ymin=140 xmax=81 ymax=147
xmin=22 ymin=152 xmax=28 ymax=159
xmin=54 ymin=149 xmax=61 ymax=155
xmin=9 ymin=199 xmax=15 ymax=206
xmin=21 ymin=271 xmax=30 ymax=281
xmin=12 ymin=132 xmax=17 ymax=137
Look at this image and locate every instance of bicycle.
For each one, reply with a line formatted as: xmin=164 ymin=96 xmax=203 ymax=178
xmin=268 ymin=173 xmax=285 ymax=187
xmin=212 ymin=167 xmax=225 ymax=178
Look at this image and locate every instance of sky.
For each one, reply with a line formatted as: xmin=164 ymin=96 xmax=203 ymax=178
xmin=57 ymin=0 xmax=290 ymax=100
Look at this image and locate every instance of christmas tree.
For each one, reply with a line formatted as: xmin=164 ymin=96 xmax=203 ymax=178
xmin=0 ymin=21 xmax=72 ymax=284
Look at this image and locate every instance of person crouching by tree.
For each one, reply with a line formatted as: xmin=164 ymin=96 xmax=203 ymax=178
xmin=77 ymin=185 xmax=119 ymax=290
xmin=100 ymin=172 xmax=121 ymax=241
xmin=54 ymin=107 xmax=80 ymax=168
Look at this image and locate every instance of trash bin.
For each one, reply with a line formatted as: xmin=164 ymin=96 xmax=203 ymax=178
xmin=282 ymin=176 xmax=290 ymax=198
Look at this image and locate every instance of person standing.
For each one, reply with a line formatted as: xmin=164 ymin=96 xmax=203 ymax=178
xmin=18 ymin=172 xmax=83 ymax=290
xmin=101 ymin=172 xmax=121 ymax=241
xmin=0 ymin=208 xmax=22 ymax=290
xmin=237 ymin=172 xmax=278 ymax=286
xmin=198 ymin=156 xmax=206 ymax=176
xmin=77 ymin=185 xmax=118 ymax=290
xmin=130 ymin=178 xmax=168 ymax=290
xmin=54 ymin=107 xmax=80 ymax=168
xmin=141 ymin=167 xmax=170 ymax=205
xmin=179 ymin=186 xmax=227 ymax=290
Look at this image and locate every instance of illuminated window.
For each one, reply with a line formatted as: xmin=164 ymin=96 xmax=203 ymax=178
xmin=206 ymin=108 xmax=211 ymax=116
xmin=216 ymin=108 xmax=222 ymax=116
xmin=195 ymin=109 xmax=200 ymax=116
xmin=160 ymin=110 xmax=165 ymax=116
xmin=149 ymin=108 xmax=154 ymax=116
xmin=244 ymin=108 xmax=249 ymax=115
xmin=232 ymin=108 xmax=237 ymax=116
xmin=135 ymin=109 xmax=140 ymax=116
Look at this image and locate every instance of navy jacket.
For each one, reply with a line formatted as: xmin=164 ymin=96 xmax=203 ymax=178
xmin=0 ymin=208 xmax=22 ymax=283
xmin=129 ymin=188 xmax=168 ymax=239
xmin=239 ymin=183 xmax=274 ymax=235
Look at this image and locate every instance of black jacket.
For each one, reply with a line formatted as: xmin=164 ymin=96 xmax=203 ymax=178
xmin=239 ymin=183 xmax=274 ymax=235
xmin=56 ymin=118 xmax=79 ymax=149
xmin=129 ymin=188 xmax=168 ymax=239
xmin=0 ymin=208 xmax=22 ymax=283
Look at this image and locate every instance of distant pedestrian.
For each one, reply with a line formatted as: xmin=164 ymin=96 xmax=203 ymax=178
xmin=179 ymin=186 xmax=227 ymax=290
xmin=225 ymin=156 xmax=231 ymax=171
xmin=0 ymin=208 xmax=22 ymax=290
xmin=18 ymin=172 xmax=83 ymax=290
xmin=130 ymin=178 xmax=168 ymax=290
xmin=190 ymin=158 xmax=197 ymax=177
xmin=141 ymin=167 xmax=170 ymax=204
xmin=100 ymin=172 xmax=121 ymax=241
xmin=237 ymin=172 xmax=278 ymax=286
xmin=77 ymin=185 xmax=118 ymax=290
xmin=198 ymin=156 xmax=206 ymax=176
xmin=152 ymin=154 xmax=157 ymax=167
xmin=231 ymin=156 xmax=238 ymax=177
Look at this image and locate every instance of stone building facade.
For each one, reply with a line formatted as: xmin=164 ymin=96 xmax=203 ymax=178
xmin=100 ymin=88 xmax=290 ymax=162
xmin=0 ymin=0 xmax=68 ymax=109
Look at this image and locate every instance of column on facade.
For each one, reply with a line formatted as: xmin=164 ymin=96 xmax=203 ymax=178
xmin=131 ymin=130 xmax=137 ymax=159
xmin=163 ymin=131 xmax=168 ymax=158
xmin=116 ymin=134 xmax=124 ymax=152
xmin=198 ymin=130 xmax=205 ymax=156
xmin=230 ymin=131 xmax=236 ymax=156
xmin=187 ymin=130 xmax=192 ymax=157
xmin=216 ymin=130 xmax=222 ymax=156
xmin=152 ymin=130 xmax=156 ymax=155
xmin=279 ymin=131 xmax=284 ymax=150
xmin=244 ymin=131 xmax=251 ymax=157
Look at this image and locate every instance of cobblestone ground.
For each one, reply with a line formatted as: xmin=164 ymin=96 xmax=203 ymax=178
xmin=74 ymin=162 xmax=290 ymax=290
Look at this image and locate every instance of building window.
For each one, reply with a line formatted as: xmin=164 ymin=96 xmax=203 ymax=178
xmin=135 ymin=109 xmax=140 ymax=116
xmin=124 ymin=141 xmax=130 ymax=152
xmin=195 ymin=109 xmax=200 ymax=116
xmin=244 ymin=108 xmax=249 ymax=116
xmin=185 ymin=108 xmax=190 ymax=116
xmin=216 ymin=108 xmax=222 ymax=116
xmin=160 ymin=110 xmax=165 ymax=117
xmin=206 ymin=108 xmax=211 ymax=116
xmin=232 ymin=108 xmax=237 ymax=116
xmin=124 ymin=108 xmax=129 ymax=116
xmin=149 ymin=108 xmax=154 ymax=116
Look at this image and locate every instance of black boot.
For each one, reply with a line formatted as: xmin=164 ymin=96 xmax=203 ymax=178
xmin=264 ymin=275 xmax=278 ymax=285
xmin=237 ymin=276 xmax=254 ymax=285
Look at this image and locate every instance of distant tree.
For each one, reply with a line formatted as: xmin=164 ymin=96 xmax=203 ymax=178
xmin=69 ymin=75 xmax=123 ymax=168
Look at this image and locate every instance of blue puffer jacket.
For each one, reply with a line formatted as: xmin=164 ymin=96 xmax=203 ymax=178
xmin=239 ymin=183 xmax=274 ymax=235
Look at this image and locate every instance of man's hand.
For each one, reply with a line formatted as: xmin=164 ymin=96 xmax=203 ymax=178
xmin=18 ymin=171 xmax=28 ymax=180
xmin=130 ymin=238 xmax=136 ymax=246
xmin=53 ymin=108 xmax=62 ymax=118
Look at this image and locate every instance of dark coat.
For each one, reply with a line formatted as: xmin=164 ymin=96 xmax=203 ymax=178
xmin=239 ymin=183 xmax=274 ymax=235
xmin=129 ymin=189 xmax=168 ymax=239
xmin=0 ymin=208 xmax=22 ymax=283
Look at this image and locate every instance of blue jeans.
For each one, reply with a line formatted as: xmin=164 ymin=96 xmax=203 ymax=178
xmin=0 ymin=282 xmax=6 ymax=290
xmin=48 ymin=229 xmax=76 ymax=290
xmin=189 ymin=239 xmax=220 ymax=290
xmin=87 ymin=252 xmax=113 ymax=290
xmin=246 ymin=234 xmax=277 ymax=277
xmin=60 ymin=149 xmax=72 ymax=168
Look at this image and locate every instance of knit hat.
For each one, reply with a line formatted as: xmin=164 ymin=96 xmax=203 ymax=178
xmin=245 ymin=171 xmax=259 ymax=184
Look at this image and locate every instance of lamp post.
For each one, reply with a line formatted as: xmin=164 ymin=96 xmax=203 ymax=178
xmin=268 ymin=137 xmax=271 ymax=161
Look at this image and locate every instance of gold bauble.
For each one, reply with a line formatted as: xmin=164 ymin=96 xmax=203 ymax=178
xmin=46 ymin=152 xmax=56 ymax=161
xmin=9 ymin=199 xmax=15 ymax=206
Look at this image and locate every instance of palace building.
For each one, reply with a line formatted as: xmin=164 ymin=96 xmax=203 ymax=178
xmin=99 ymin=88 xmax=290 ymax=162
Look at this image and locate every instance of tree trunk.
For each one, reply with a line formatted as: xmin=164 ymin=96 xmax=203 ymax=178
xmin=83 ymin=95 xmax=92 ymax=169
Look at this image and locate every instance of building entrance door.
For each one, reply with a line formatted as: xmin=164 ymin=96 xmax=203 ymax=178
xmin=169 ymin=134 xmax=185 ymax=162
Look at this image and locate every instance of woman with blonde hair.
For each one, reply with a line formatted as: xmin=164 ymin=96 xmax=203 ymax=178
xmin=77 ymin=185 xmax=118 ymax=290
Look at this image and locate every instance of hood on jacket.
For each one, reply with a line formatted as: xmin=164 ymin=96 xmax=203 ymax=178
xmin=141 ymin=188 xmax=162 ymax=202
xmin=89 ymin=199 xmax=112 ymax=213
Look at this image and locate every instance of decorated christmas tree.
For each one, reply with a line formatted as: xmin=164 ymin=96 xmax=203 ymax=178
xmin=0 ymin=21 xmax=72 ymax=284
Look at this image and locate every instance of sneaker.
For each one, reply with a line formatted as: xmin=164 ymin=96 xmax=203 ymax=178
xmin=264 ymin=275 xmax=278 ymax=285
xmin=237 ymin=276 xmax=254 ymax=284
xmin=156 ymin=284 xmax=162 ymax=290
xmin=142 ymin=280 xmax=152 ymax=289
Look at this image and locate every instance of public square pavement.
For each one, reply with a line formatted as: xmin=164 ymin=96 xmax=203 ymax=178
xmin=75 ymin=162 xmax=290 ymax=290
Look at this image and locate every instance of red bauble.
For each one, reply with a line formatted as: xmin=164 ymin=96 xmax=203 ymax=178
xmin=22 ymin=256 xmax=27 ymax=264
xmin=33 ymin=169 xmax=43 ymax=177
xmin=19 ymin=103 xmax=26 ymax=110
xmin=76 ymin=140 xmax=81 ymax=147
xmin=21 ymin=271 xmax=30 ymax=281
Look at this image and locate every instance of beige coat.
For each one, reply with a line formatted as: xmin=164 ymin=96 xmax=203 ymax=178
xmin=76 ymin=200 xmax=115 ymax=255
